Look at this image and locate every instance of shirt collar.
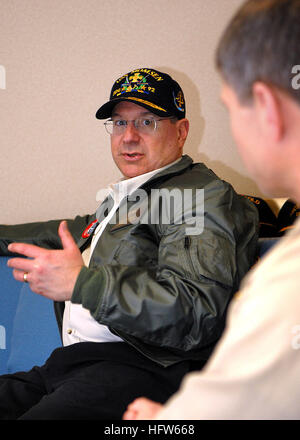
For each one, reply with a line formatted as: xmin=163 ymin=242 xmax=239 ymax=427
xmin=108 ymin=157 xmax=182 ymax=203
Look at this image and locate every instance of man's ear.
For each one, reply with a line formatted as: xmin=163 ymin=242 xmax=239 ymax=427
xmin=252 ymin=82 xmax=284 ymax=142
xmin=176 ymin=118 xmax=189 ymax=147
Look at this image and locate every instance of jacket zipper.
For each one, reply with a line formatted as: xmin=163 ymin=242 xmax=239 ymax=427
xmin=184 ymin=236 xmax=198 ymax=279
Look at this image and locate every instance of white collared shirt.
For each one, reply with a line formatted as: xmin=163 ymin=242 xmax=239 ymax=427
xmin=63 ymin=158 xmax=181 ymax=346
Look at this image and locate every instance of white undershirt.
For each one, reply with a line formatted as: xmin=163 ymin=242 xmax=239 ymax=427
xmin=63 ymin=158 xmax=181 ymax=346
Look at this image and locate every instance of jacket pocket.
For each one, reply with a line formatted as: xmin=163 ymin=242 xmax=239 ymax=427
xmin=179 ymin=232 xmax=235 ymax=286
xmin=113 ymin=239 xmax=157 ymax=268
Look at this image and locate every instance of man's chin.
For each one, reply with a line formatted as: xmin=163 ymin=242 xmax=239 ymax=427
xmin=119 ymin=164 xmax=147 ymax=179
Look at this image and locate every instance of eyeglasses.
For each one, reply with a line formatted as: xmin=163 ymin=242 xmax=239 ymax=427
xmin=104 ymin=117 xmax=176 ymax=135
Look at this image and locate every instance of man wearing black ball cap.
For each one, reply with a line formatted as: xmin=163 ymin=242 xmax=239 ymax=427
xmin=0 ymin=67 xmax=258 ymax=419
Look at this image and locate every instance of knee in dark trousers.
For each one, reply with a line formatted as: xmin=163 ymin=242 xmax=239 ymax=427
xmin=0 ymin=342 xmax=190 ymax=420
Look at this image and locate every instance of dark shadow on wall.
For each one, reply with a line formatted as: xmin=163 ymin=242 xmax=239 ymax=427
xmin=155 ymin=65 xmax=205 ymax=160
xmin=198 ymin=154 xmax=264 ymax=197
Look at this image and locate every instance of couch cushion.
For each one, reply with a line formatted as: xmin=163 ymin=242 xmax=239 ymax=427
xmin=0 ymin=257 xmax=22 ymax=374
xmin=0 ymin=256 xmax=62 ymax=374
xmin=6 ymin=283 xmax=61 ymax=373
xmin=257 ymin=237 xmax=279 ymax=257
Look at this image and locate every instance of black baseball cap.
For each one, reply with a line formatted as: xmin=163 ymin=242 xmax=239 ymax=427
xmin=95 ymin=68 xmax=186 ymax=120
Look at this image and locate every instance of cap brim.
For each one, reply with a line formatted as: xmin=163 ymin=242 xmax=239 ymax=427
xmin=95 ymin=97 xmax=170 ymax=119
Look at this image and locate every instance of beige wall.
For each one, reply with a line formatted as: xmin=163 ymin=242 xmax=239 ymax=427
xmin=0 ymin=0 xmax=263 ymax=225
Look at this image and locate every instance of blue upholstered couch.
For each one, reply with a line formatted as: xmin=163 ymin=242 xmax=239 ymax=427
xmin=0 ymin=257 xmax=61 ymax=375
xmin=0 ymin=238 xmax=278 ymax=375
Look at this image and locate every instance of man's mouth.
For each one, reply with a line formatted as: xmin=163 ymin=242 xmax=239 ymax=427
xmin=122 ymin=152 xmax=144 ymax=161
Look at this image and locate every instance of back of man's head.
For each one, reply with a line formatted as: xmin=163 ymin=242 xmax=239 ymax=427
xmin=216 ymin=0 xmax=300 ymax=105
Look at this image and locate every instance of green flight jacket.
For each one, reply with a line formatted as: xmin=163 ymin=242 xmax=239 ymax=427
xmin=0 ymin=155 xmax=259 ymax=367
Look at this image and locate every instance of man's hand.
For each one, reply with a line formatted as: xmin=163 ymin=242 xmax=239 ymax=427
xmin=122 ymin=397 xmax=163 ymax=420
xmin=7 ymin=220 xmax=84 ymax=301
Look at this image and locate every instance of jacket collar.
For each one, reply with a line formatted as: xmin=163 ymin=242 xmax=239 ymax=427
xmin=139 ymin=154 xmax=193 ymax=190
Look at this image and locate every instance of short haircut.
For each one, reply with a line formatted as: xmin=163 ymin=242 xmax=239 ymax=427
xmin=216 ymin=0 xmax=300 ymax=105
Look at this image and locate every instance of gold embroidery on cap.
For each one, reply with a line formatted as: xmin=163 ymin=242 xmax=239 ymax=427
xmin=126 ymin=97 xmax=167 ymax=112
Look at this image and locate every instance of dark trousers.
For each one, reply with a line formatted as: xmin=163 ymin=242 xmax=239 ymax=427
xmin=0 ymin=342 xmax=190 ymax=420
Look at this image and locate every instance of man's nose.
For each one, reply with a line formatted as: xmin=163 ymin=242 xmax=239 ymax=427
xmin=122 ymin=121 xmax=140 ymax=142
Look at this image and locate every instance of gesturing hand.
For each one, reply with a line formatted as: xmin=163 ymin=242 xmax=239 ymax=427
xmin=7 ymin=220 xmax=84 ymax=301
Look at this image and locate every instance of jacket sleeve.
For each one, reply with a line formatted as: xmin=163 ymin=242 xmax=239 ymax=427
xmin=0 ymin=215 xmax=93 ymax=255
xmin=71 ymin=180 xmax=259 ymax=358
